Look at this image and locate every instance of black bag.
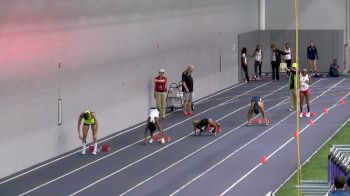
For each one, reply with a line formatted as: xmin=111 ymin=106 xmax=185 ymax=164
xmin=314 ymin=73 xmax=324 ymax=78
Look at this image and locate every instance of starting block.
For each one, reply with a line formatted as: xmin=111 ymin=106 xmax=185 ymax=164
xmin=205 ymin=126 xmax=222 ymax=133
xmin=250 ymin=118 xmax=269 ymax=125
xmin=303 ymin=111 xmax=316 ymax=117
xmin=152 ymin=133 xmax=171 ymax=143
xmin=88 ymin=143 xmax=110 ymax=153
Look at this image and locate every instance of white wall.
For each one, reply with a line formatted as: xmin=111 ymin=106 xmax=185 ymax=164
xmin=0 ymin=0 xmax=259 ymax=178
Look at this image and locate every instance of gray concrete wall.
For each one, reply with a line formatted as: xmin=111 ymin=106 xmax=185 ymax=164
xmin=0 ymin=0 xmax=259 ymax=178
xmin=265 ymin=0 xmax=348 ymax=72
xmin=266 ymin=0 xmax=346 ymax=30
xmin=238 ymin=30 xmax=344 ymax=80
xmin=346 ymin=0 xmax=350 ymax=72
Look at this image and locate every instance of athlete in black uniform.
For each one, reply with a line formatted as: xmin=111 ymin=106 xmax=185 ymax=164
xmin=247 ymin=96 xmax=268 ymax=125
xmin=193 ymin=118 xmax=221 ymax=136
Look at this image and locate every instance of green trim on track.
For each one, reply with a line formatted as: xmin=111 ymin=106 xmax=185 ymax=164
xmin=276 ymin=121 xmax=350 ymax=196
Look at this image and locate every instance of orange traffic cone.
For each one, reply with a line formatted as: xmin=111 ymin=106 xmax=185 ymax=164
xmin=261 ymin=155 xmax=268 ymax=164
xmin=339 ymin=99 xmax=345 ymax=105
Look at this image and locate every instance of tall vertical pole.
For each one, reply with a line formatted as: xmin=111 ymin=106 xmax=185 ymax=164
xmin=294 ymin=0 xmax=302 ymax=195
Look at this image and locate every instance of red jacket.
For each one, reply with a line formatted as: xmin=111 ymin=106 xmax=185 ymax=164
xmin=155 ymin=76 xmax=167 ymax=92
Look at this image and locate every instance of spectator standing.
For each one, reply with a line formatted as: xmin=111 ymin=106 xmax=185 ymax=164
xmin=253 ymin=44 xmax=263 ymax=79
xmin=287 ymin=63 xmax=298 ymax=112
xmin=182 ymin=65 xmax=195 ymax=116
xmin=271 ymin=44 xmax=289 ymax=81
xmin=284 ymin=42 xmax=292 ymax=76
xmin=307 ymin=41 xmax=319 ymax=75
xmin=154 ymin=68 xmax=167 ymax=119
xmin=241 ymin=47 xmax=251 ymax=83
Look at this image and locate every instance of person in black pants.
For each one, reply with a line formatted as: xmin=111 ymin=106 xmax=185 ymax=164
xmin=253 ymin=44 xmax=263 ymax=79
xmin=241 ymin=47 xmax=251 ymax=83
xmin=271 ymin=43 xmax=289 ymax=81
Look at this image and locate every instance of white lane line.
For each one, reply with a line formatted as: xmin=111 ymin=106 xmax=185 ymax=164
xmin=18 ymin=82 xmax=272 ymax=195
xmin=221 ymin=92 xmax=349 ymax=196
xmin=272 ymin=117 xmax=350 ymax=195
xmin=119 ymin=84 xmax=291 ymax=195
xmin=169 ymin=79 xmax=333 ymax=195
xmin=195 ymin=83 xmax=245 ymax=104
xmin=67 ymin=82 xmax=274 ymax=196
xmin=219 ymin=80 xmax=347 ymax=196
xmin=0 ymin=82 xmax=246 ymax=185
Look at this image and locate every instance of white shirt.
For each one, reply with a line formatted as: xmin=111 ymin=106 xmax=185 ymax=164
xmin=255 ymin=49 xmax=262 ymax=62
xmin=284 ymin=48 xmax=292 ymax=60
xmin=300 ymin=74 xmax=310 ymax=91
xmin=272 ymin=52 xmax=276 ymax=61
xmin=149 ymin=108 xmax=159 ymax=123
xmin=242 ymin=53 xmax=247 ymax=64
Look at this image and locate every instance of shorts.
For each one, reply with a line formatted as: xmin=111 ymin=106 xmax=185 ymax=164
xmin=84 ymin=123 xmax=96 ymax=126
xmin=197 ymin=118 xmax=209 ymax=128
xmin=183 ymin=92 xmax=193 ymax=101
xmin=251 ymin=96 xmax=260 ymax=104
xmin=300 ymin=89 xmax=310 ymax=95
xmin=149 ymin=122 xmax=156 ymax=133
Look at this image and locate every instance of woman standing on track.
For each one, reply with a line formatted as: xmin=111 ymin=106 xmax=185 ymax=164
xmin=284 ymin=42 xmax=292 ymax=76
xmin=77 ymin=110 xmax=99 ymax=155
xmin=241 ymin=47 xmax=251 ymax=83
xmin=253 ymin=44 xmax=263 ymax=79
xmin=299 ymin=69 xmax=311 ymax=118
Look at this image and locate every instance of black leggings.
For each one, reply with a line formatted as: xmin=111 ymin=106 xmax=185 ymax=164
xmin=254 ymin=61 xmax=262 ymax=77
xmin=242 ymin=65 xmax=250 ymax=82
xmin=285 ymin=59 xmax=292 ymax=75
xmin=271 ymin=61 xmax=280 ymax=80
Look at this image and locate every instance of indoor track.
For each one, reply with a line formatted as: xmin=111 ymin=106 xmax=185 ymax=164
xmin=0 ymin=76 xmax=349 ymax=196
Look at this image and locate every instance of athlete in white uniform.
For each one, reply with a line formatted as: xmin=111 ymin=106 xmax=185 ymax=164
xmin=253 ymin=44 xmax=263 ymax=79
xmin=144 ymin=108 xmax=165 ymax=144
xmin=299 ymin=69 xmax=311 ymax=117
xmin=284 ymin=42 xmax=292 ymax=76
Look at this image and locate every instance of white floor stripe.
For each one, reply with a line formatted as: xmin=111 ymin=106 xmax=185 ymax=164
xmin=219 ymin=80 xmax=347 ymax=195
xmin=18 ymin=82 xmax=272 ymax=195
xmin=67 ymin=82 xmax=274 ymax=196
xmin=120 ymin=84 xmax=291 ymax=195
xmin=272 ymin=117 xmax=350 ymax=195
xmin=0 ymin=82 xmax=245 ymax=185
xmin=170 ymin=79 xmax=338 ymax=195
